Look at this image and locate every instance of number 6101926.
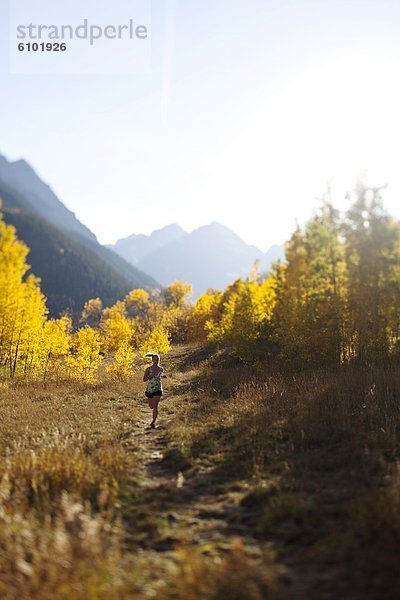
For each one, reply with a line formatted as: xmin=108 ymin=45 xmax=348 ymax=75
xmin=18 ymin=42 xmax=67 ymax=51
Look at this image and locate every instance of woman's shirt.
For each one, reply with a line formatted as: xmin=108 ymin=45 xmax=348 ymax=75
xmin=146 ymin=366 xmax=163 ymax=393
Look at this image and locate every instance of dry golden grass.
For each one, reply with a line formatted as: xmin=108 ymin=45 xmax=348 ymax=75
xmin=0 ymin=362 xmax=282 ymax=600
xmin=0 ymin=378 xmax=142 ymax=599
xmin=0 ymin=431 xmax=128 ymax=513
xmin=0 ymin=492 xmax=125 ymax=600
xmin=171 ymin=357 xmax=400 ymax=472
xmin=163 ymin=539 xmax=279 ymax=600
xmin=1 ymin=346 xmax=400 ymax=598
xmin=165 ymin=350 xmax=400 ymax=596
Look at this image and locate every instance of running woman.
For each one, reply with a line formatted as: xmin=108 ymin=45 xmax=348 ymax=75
xmin=143 ymin=353 xmax=166 ymax=428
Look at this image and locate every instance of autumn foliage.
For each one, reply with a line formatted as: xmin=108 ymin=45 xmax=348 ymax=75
xmin=1 ymin=184 xmax=400 ymax=382
xmin=0 ymin=211 xmax=178 ymax=381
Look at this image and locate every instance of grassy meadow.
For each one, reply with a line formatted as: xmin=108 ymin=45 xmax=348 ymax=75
xmin=0 ymin=344 xmax=399 ymax=599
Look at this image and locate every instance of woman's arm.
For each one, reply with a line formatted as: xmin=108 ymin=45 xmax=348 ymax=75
xmin=143 ymin=367 xmax=151 ymax=382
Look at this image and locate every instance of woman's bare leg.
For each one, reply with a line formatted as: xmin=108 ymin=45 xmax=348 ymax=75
xmin=151 ymin=395 xmax=161 ymax=426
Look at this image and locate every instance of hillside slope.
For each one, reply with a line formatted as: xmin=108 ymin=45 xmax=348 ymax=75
xmin=0 ymin=155 xmax=159 ymax=315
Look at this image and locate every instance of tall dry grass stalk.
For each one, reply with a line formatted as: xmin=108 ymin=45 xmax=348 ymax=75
xmin=229 ymin=362 xmax=400 ymax=474
xmin=0 ymin=379 xmax=141 ymax=599
xmin=163 ymin=539 xmax=279 ymax=600
xmin=0 ymin=491 xmax=125 ymax=600
xmin=0 ymin=430 xmax=128 ymax=513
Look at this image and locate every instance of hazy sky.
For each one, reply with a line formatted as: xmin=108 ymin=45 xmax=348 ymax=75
xmin=1 ymin=0 xmax=400 ymax=251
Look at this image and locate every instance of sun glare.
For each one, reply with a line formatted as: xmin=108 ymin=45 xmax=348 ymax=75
xmin=205 ymin=47 xmax=400 ymax=247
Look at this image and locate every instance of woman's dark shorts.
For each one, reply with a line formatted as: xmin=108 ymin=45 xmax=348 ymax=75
xmin=145 ymin=391 xmax=162 ymax=398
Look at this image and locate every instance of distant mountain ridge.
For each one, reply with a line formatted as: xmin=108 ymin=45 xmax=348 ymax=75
xmin=0 ymin=154 xmax=159 ymax=316
xmin=109 ymin=224 xmax=186 ymax=265
xmin=109 ymin=222 xmax=285 ymax=297
xmin=0 ymin=156 xmax=96 ymax=242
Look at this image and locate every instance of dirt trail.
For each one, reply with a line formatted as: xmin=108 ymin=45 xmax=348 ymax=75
xmin=121 ymin=351 xmax=267 ymax=563
xmin=118 ymin=348 xmax=376 ymax=599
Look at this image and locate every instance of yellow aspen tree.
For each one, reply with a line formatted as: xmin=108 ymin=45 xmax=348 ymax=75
xmin=161 ymin=303 xmax=190 ymax=343
xmin=3 ymin=274 xmax=47 ymax=379
xmin=163 ymin=281 xmax=193 ymax=307
xmin=228 ymin=279 xmax=277 ymax=361
xmin=274 ymin=202 xmax=347 ymax=367
xmin=81 ymin=297 xmax=103 ymax=328
xmin=124 ymin=289 xmax=151 ymax=320
xmin=124 ymin=289 xmax=153 ymax=347
xmin=187 ymin=290 xmax=222 ymax=341
xmin=139 ymin=325 xmax=171 ymax=357
xmin=106 ymin=341 xmax=135 ymax=381
xmin=151 ymin=281 xmax=194 ymax=343
xmin=34 ymin=316 xmax=71 ymax=380
xmin=205 ymin=279 xmax=243 ymax=343
xmin=67 ymin=327 xmax=102 ymax=382
xmin=0 ymin=214 xmax=31 ymax=372
xmin=344 ymin=185 xmax=400 ymax=362
xmin=100 ymin=301 xmax=132 ymax=354
xmin=13 ymin=275 xmax=48 ymax=378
